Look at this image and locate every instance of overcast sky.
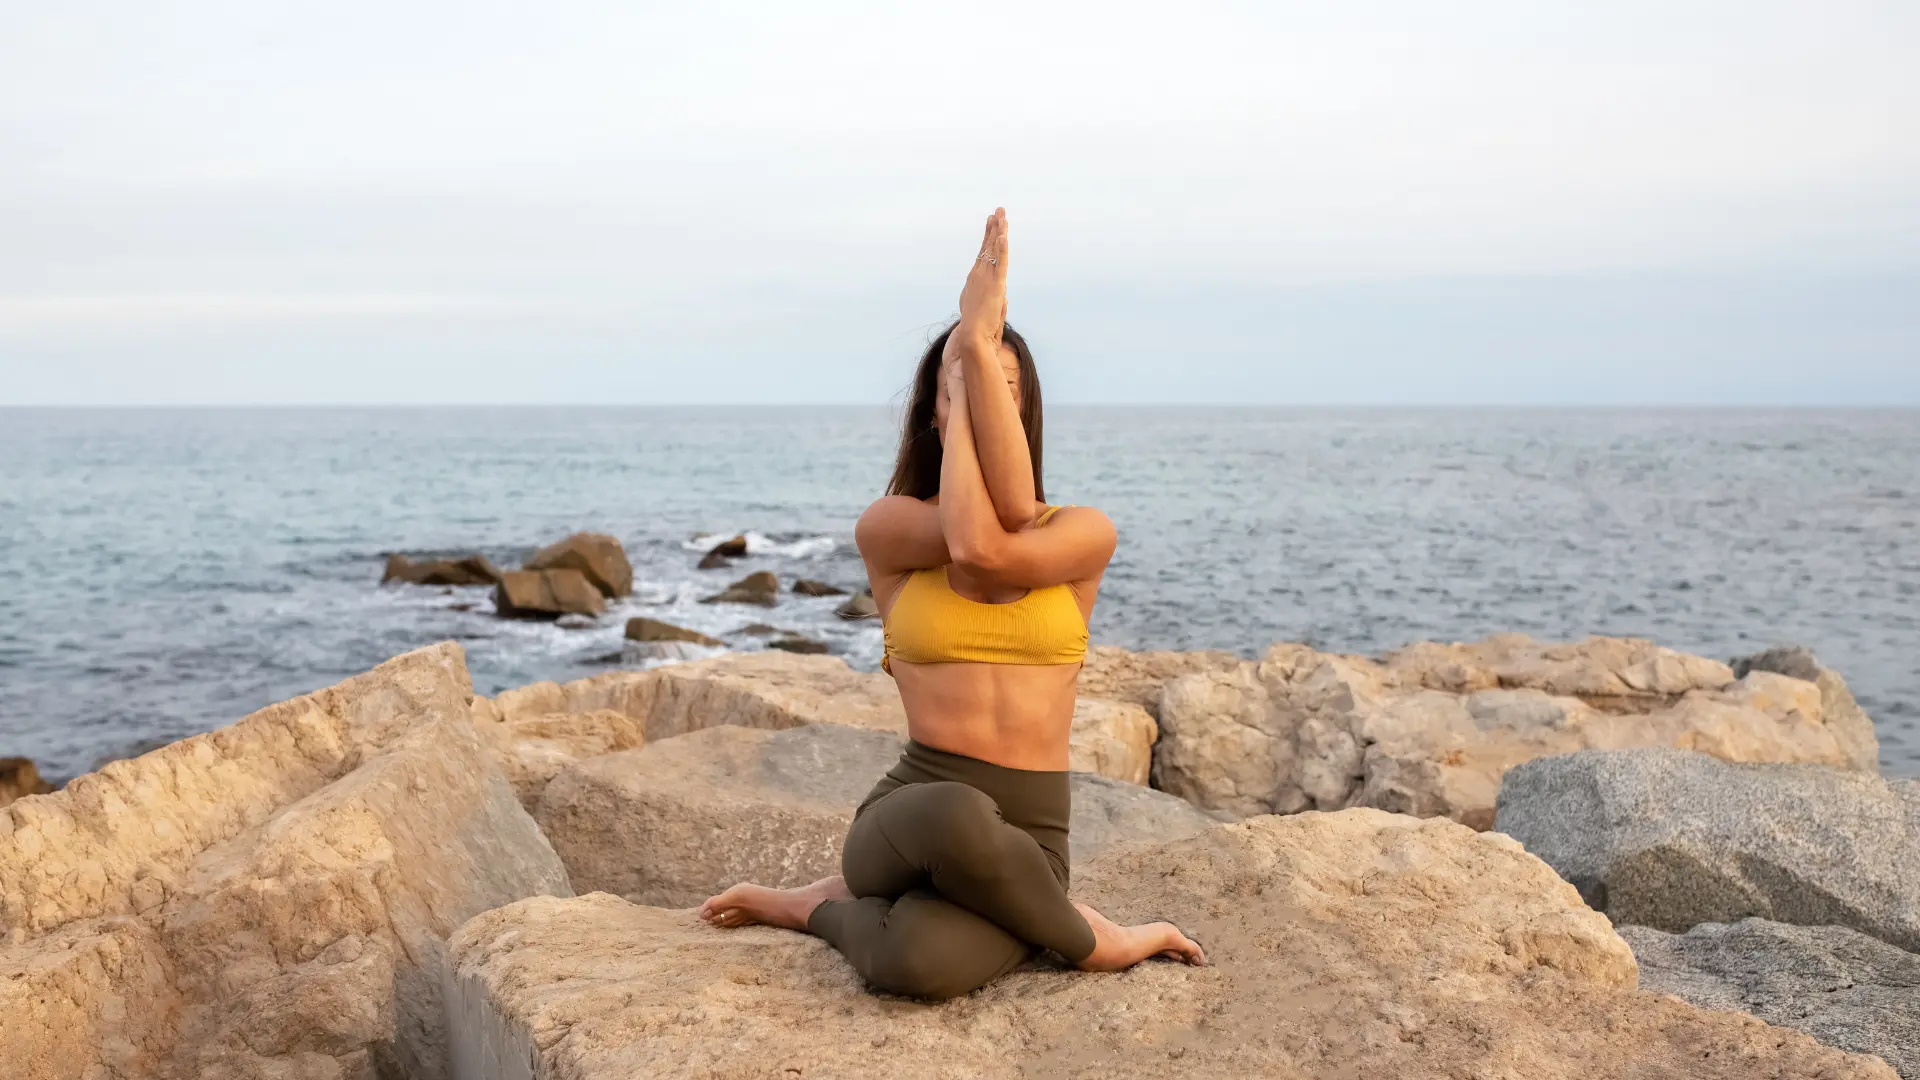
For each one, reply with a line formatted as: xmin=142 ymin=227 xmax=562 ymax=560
xmin=2 ymin=2 xmax=1915 ymax=405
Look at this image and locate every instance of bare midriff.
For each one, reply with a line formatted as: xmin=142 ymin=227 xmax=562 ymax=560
xmin=888 ymin=659 xmax=1082 ymax=772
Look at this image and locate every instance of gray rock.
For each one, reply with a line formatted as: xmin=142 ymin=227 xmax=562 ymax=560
xmin=1495 ymin=748 xmax=1920 ymax=951
xmin=1731 ymin=645 xmax=1825 ymax=683
xmin=1622 ymin=919 xmax=1920 ymax=1079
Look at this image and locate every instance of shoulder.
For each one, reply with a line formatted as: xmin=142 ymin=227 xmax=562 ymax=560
xmin=1038 ymin=504 xmax=1113 ymax=528
xmin=858 ymin=494 xmax=935 ymax=526
xmin=1036 ymin=504 xmax=1116 ymax=545
xmin=855 ymin=495 xmax=937 ymax=545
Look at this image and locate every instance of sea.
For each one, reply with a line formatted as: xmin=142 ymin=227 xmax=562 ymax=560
xmin=2 ymin=406 xmax=1915 ymax=781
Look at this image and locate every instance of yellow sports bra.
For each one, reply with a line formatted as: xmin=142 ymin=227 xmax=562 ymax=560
xmin=881 ymin=505 xmax=1090 ymax=673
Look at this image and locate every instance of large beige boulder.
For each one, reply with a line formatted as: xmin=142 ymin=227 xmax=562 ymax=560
xmin=536 ymin=724 xmax=1217 ymax=907
xmin=1156 ymin=634 xmax=1881 ymax=828
xmin=1077 ymin=643 xmax=1244 ymax=718
xmin=489 ymin=710 xmax=647 ymax=810
xmin=0 ymin=644 xmax=572 ymax=1080
xmin=481 ymin=652 xmax=1159 ymax=784
xmin=523 ymin=532 xmax=632 ymax=598
xmin=447 ymin=811 xmax=1894 ymax=1079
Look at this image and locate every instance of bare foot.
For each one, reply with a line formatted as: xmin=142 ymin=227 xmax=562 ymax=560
xmin=1073 ymin=903 xmax=1206 ymax=971
xmin=699 ymin=875 xmax=853 ymax=932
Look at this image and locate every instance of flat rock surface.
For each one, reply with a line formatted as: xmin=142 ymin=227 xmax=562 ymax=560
xmin=1622 ymin=919 xmax=1920 ymax=1079
xmin=486 ymin=709 xmax=646 ymax=810
xmin=1495 ymin=748 xmax=1920 ymax=952
xmin=536 ymin=724 xmax=1216 ymax=907
xmin=1155 ymin=633 xmax=1879 ymax=827
xmin=448 ymin=811 xmax=1894 ymax=1079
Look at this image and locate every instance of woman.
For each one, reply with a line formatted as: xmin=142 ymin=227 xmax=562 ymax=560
xmin=699 ymin=209 xmax=1205 ymax=1001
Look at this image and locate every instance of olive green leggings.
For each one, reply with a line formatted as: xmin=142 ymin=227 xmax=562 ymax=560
xmin=807 ymin=740 xmax=1097 ymax=1001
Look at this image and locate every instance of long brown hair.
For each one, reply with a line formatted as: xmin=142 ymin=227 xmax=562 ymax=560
xmin=886 ymin=321 xmax=1044 ymax=500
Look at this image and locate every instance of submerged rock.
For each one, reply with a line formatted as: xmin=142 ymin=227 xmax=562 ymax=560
xmin=382 ymin=552 xmax=503 ymax=586
xmin=624 ymin=617 xmax=723 ymax=647
xmin=494 ymin=568 xmax=606 ymax=618
xmin=1621 ymin=919 xmax=1918 ymax=1079
xmin=447 ymin=811 xmax=1893 ymax=1079
xmin=0 ymin=757 xmax=53 ymax=808
xmin=704 ymin=534 xmax=748 ymax=559
xmin=0 ymin=644 xmax=571 ymax=1080
xmin=524 ymin=532 xmax=633 ymax=598
xmin=535 ymin=724 xmax=1215 ymax=906
xmin=1154 ymin=634 xmax=1880 ymax=828
xmin=793 ymin=578 xmax=847 ymax=596
xmin=1494 ymin=748 xmax=1920 ymax=951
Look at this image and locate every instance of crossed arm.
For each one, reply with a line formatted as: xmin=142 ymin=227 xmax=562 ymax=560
xmin=855 ymin=210 xmax=1116 ymax=594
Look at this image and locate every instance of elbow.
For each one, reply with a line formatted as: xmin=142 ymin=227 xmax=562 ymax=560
xmin=947 ymin=532 xmax=1007 ymax=576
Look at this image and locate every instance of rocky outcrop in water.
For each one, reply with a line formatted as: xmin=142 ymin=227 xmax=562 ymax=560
xmin=700 ymin=534 xmax=747 ymax=568
xmin=534 ymin=724 xmax=1217 ymax=907
xmin=0 ymin=644 xmax=571 ymax=1080
xmin=493 ymin=567 xmax=606 ymax=618
xmin=766 ymin=634 xmax=829 ymax=654
xmin=381 ymin=553 xmax=503 ymax=586
xmin=623 ymin=616 xmax=721 ymax=647
xmin=793 ymin=578 xmax=847 ymax=596
xmin=0 ymin=757 xmax=53 ymax=808
xmin=523 ymin=532 xmax=632 ymax=598
xmin=700 ymin=569 xmax=780 ymax=606
xmin=446 ymin=811 xmax=1895 ymax=1079
xmin=1494 ymin=747 xmax=1920 ymax=951
xmin=1151 ymin=634 xmax=1880 ymax=828
xmin=1621 ymin=919 xmax=1918 ymax=1079
xmin=835 ymin=588 xmax=878 ymax=619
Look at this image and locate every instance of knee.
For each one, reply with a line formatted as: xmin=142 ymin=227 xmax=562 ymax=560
xmin=866 ymin=941 xmax=982 ymax=1002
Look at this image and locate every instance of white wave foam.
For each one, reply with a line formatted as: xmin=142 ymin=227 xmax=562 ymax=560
xmin=683 ymin=530 xmax=837 ymax=559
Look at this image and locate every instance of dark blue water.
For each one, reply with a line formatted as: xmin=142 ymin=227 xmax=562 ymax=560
xmin=2 ymin=407 xmax=1914 ymax=779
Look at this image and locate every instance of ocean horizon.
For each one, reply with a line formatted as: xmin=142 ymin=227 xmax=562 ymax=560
xmin=3 ymin=404 xmax=1915 ymax=780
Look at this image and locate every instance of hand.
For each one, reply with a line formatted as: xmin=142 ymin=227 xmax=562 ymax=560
xmin=956 ymin=208 xmax=1009 ymax=345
